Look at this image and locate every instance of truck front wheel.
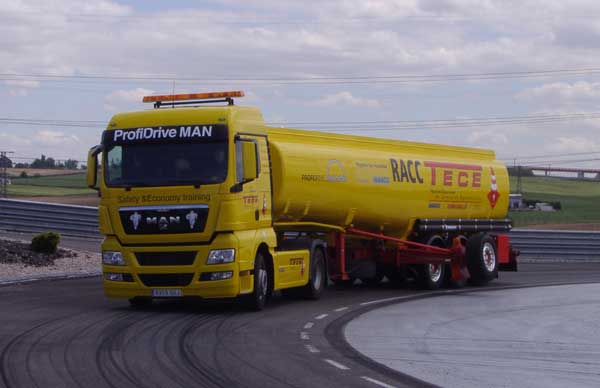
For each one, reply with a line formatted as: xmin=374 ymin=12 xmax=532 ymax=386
xmin=243 ymin=252 xmax=269 ymax=310
xmin=466 ymin=233 xmax=498 ymax=285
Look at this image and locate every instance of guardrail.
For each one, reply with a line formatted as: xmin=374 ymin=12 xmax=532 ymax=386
xmin=1 ymin=199 xmax=599 ymax=260
xmin=509 ymin=229 xmax=600 ymax=261
xmin=0 ymin=199 xmax=99 ymax=239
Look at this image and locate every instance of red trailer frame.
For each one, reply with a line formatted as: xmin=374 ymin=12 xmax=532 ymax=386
xmin=327 ymin=227 xmax=517 ymax=282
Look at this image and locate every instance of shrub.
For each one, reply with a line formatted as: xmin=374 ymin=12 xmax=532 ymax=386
xmin=19 ymin=171 xmax=28 ymax=178
xmin=31 ymin=232 xmax=61 ymax=254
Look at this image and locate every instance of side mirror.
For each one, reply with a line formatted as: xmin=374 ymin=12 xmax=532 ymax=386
xmin=241 ymin=141 xmax=258 ymax=182
xmin=87 ymin=145 xmax=102 ymax=189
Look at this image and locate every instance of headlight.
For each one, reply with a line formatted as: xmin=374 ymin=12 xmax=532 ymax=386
xmin=103 ymin=251 xmax=125 ymax=266
xmin=206 ymin=249 xmax=235 ymax=264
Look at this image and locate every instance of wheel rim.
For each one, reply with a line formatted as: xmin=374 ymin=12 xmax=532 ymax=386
xmin=428 ymin=264 xmax=442 ymax=282
xmin=482 ymin=242 xmax=496 ymax=272
xmin=258 ymin=268 xmax=268 ymax=301
xmin=313 ymin=258 xmax=323 ymax=290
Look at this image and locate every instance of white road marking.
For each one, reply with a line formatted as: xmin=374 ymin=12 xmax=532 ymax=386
xmin=359 ymin=293 xmax=430 ymax=306
xmin=305 ymin=344 xmax=320 ymax=353
xmin=361 ymin=376 xmax=397 ymax=388
xmin=334 ymin=306 xmax=348 ymax=312
xmin=303 ymin=322 xmax=314 ymax=329
xmin=323 ymin=359 xmax=350 ymax=370
xmin=315 ymin=313 xmax=329 ymax=320
xmin=300 ymin=332 xmax=310 ymax=340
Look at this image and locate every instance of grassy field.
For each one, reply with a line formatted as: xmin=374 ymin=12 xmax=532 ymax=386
xmin=509 ymin=176 xmax=600 ymax=227
xmin=7 ymin=173 xmax=95 ymax=197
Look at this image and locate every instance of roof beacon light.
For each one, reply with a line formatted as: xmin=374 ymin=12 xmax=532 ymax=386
xmin=142 ymin=91 xmax=244 ymax=108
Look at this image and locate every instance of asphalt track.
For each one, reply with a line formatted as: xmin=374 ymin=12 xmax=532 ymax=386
xmin=346 ymin=283 xmax=600 ymax=388
xmin=1 ymin=246 xmax=600 ymax=388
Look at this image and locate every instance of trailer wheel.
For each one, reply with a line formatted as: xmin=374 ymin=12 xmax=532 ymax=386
xmin=417 ymin=235 xmax=446 ymax=290
xmin=417 ymin=263 xmax=445 ymax=290
xmin=466 ymin=233 xmax=498 ymax=285
xmin=243 ymin=252 xmax=269 ymax=310
xmin=298 ymin=247 xmax=326 ymax=299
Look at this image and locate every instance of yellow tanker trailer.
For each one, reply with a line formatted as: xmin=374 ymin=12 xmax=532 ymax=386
xmin=88 ymin=91 xmax=517 ymax=310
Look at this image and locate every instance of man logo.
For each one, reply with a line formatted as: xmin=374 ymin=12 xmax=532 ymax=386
xmin=186 ymin=210 xmax=198 ymax=229
xmin=130 ymin=212 xmax=142 ymax=230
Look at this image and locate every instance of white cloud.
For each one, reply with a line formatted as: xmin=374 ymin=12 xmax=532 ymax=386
xmin=104 ymin=88 xmax=155 ymax=111
xmin=312 ymin=91 xmax=381 ymax=108
xmin=34 ymin=130 xmax=80 ymax=146
xmin=467 ymin=129 xmax=509 ymax=147
xmin=4 ymin=79 xmax=40 ymax=96
xmin=548 ymin=136 xmax=600 ymax=153
xmin=516 ymin=81 xmax=600 ymax=103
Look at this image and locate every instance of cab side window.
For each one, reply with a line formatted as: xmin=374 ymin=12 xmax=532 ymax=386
xmin=235 ymin=139 xmax=260 ymax=183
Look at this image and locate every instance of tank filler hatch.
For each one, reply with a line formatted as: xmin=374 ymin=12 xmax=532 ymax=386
xmin=142 ymin=91 xmax=245 ymax=109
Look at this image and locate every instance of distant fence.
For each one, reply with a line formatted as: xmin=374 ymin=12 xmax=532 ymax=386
xmin=1 ymin=199 xmax=599 ymax=260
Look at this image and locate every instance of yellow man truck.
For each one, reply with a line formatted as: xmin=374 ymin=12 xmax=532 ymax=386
xmin=87 ymin=91 xmax=517 ymax=310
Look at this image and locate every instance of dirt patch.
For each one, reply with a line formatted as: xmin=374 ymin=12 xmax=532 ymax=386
xmin=13 ymin=194 xmax=100 ymax=207
xmin=0 ymin=237 xmax=100 ymax=283
xmin=0 ymin=239 xmax=76 ymax=266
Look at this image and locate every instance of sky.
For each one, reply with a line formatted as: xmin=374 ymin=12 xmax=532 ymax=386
xmin=2 ymin=0 xmax=600 ymax=167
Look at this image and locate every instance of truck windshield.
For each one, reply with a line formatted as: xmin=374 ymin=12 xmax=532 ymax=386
xmin=104 ymin=142 xmax=228 ymax=187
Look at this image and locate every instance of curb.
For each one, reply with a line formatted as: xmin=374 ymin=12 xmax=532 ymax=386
xmin=0 ymin=271 xmax=101 ymax=287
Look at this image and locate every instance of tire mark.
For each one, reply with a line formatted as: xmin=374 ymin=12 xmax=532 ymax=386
xmin=61 ymin=311 xmax=131 ymax=388
xmin=210 ymin=312 xmax=305 ymax=388
xmin=0 ymin=314 xmax=82 ymax=388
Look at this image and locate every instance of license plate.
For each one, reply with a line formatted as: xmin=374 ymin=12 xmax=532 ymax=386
xmin=151 ymin=289 xmax=183 ymax=297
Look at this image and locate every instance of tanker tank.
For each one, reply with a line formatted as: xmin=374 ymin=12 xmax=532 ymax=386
xmin=267 ymin=127 xmax=509 ymax=238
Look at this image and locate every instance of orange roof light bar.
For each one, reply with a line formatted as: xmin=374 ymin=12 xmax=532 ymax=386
xmin=142 ymin=91 xmax=244 ymax=103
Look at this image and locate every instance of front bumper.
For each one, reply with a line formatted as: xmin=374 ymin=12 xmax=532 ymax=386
xmin=101 ymin=235 xmax=252 ymax=300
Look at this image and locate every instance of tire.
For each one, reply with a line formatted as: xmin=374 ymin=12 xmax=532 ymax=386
xmin=299 ymin=248 xmax=327 ymax=299
xmin=417 ymin=263 xmax=445 ymax=290
xmin=243 ymin=252 xmax=269 ymax=311
xmin=129 ymin=297 xmax=152 ymax=308
xmin=416 ymin=235 xmax=446 ymax=290
xmin=466 ymin=233 xmax=498 ymax=286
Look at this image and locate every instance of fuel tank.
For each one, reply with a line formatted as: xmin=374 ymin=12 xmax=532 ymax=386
xmin=267 ymin=127 xmax=509 ymax=238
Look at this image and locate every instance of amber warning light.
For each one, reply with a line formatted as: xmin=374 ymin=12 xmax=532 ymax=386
xmin=142 ymin=91 xmax=245 ymax=103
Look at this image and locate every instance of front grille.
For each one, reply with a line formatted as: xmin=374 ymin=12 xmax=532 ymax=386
xmin=138 ymin=273 xmax=194 ymax=287
xmin=136 ymin=252 xmax=196 ymax=266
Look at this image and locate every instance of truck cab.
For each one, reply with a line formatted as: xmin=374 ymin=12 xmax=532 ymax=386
xmin=88 ymin=92 xmax=315 ymax=310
